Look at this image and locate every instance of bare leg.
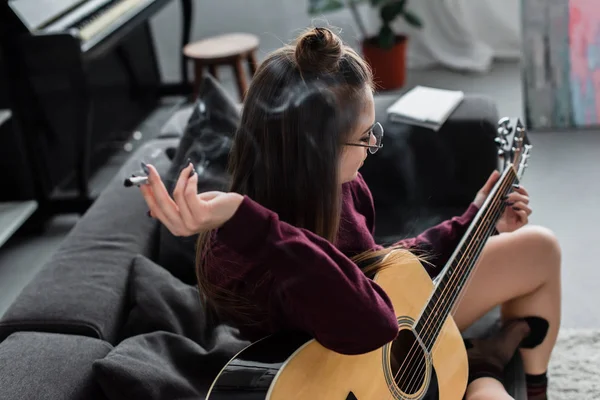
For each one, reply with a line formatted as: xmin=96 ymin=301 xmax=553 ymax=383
xmin=453 ymin=225 xmax=562 ymax=375
xmin=466 ymin=378 xmax=515 ymax=400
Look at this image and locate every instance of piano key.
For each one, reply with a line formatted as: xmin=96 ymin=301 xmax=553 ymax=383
xmin=8 ymin=0 xmax=84 ymax=32
xmin=78 ymin=0 xmax=152 ymax=42
xmin=44 ymin=0 xmax=113 ymax=34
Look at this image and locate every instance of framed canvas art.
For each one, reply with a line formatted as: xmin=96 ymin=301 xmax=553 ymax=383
xmin=522 ymin=0 xmax=600 ymax=130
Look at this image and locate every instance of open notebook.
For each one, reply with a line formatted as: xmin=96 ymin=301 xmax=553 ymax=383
xmin=386 ymin=86 xmax=465 ymax=131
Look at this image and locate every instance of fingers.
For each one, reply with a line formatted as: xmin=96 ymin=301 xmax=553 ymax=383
xmin=172 ymin=163 xmax=196 ymax=231
xmin=512 ymin=185 xmax=529 ymax=197
xmin=512 ymin=208 xmax=529 ymax=224
xmin=139 ymin=183 xmax=158 ymax=217
xmin=140 ymin=180 xmax=181 ymax=233
xmin=481 ymin=170 xmax=501 ymax=195
xmin=185 ymin=171 xmax=207 ymax=225
xmin=197 ymin=191 xmax=227 ymax=201
xmin=510 ymin=199 xmax=532 ymax=215
xmin=505 ymin=192 xmax=529 ymax=205
xmin=146 ymin=165 xmax=182 ymax=224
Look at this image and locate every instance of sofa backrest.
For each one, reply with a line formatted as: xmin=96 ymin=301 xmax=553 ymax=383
xmin=0 ymin=139 xmax=179 ymax=345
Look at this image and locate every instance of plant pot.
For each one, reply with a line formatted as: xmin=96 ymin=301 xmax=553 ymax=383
xmin=361 ymin=35 xmax=408 ymax=91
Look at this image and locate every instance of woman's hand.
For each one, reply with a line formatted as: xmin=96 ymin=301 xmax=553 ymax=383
xmin=474 ymin=170 xmax=532 ymax=234
xmin=139 ymin=163 xmax=243 ymax=237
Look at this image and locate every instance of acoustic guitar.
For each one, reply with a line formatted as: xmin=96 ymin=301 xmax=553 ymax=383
xmin=206 ymin=118 xmax=532 ymax=400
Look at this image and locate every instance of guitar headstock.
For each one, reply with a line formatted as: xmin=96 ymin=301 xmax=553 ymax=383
xmin=495 ymin=117 xmax=532 ymax=181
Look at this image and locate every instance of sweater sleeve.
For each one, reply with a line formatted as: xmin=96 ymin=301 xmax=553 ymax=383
xmin=394 ymin=204 xmax=479 ymax=271
xmin=352 ymin=173 xmax=479 ymax=272
xmin=216 ymin=196 xmax=399 ymax=355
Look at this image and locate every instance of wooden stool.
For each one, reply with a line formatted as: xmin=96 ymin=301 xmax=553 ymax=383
xmin=183 ymin=33 xmax=259 ymax=101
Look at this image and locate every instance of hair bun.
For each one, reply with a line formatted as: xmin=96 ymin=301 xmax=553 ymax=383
xmin=295 ymin=27 xmax=343 ymax=74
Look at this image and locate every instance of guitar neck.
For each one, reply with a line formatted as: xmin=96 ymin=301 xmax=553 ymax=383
xmin=414 ymin=166 xmax=519 ymax=352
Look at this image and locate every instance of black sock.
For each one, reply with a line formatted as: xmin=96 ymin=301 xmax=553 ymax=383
xmin=526 ymin=372 xmax=548 ymax=400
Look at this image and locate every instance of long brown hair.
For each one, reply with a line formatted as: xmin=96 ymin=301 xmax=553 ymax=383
xmin=195 ymin=27 xmax=409 ymax=321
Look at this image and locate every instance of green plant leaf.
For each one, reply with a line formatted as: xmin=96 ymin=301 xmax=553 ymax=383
xmin=403 ymin=9 xmax=423 ymax=28
xmin=377 ymin=25 xmax=396 ymax=49
xmin=379 ymin=0 xmax=407 ymax=23
xmin=308 ymin=0 xmax=346 ymax=14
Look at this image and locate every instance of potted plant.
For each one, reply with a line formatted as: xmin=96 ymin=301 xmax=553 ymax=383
xmin=308 ymin=0 xmax=423 ymax=90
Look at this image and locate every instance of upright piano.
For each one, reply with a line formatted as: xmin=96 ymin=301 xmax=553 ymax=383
xmin=0 ymin=0 xmax=192 ymax=215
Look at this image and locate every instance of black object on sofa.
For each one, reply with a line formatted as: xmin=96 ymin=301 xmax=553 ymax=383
xmin=361 ymin=93 xmax=500 ymax=244
xmin=0 ymin=84 xmax=525 ymax=399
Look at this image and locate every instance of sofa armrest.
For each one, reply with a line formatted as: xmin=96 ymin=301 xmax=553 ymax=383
xmin=0 ymin=332 xmax=112 ymax=400
xmin=0 ymin=138 xmax=179 ymax=344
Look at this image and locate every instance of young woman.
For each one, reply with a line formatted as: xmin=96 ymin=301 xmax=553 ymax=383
xmin=139 ymin=27 xmax=560 ymax=400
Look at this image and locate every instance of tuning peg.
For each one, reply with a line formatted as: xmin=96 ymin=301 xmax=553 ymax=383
xmin=497 ymin=117 xmax=513 ymax=137
xmin=498 ymin=116 xmax=511 ymax=128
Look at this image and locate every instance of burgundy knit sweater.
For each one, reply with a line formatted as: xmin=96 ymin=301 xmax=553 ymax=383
xmin=207 ymin=173 xmax=478 ymax=355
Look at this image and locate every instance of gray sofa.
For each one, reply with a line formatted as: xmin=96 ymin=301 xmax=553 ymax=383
xmin=0 ymin=93 xmax=526 ymax=400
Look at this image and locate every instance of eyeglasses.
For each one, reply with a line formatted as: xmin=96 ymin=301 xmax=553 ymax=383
xmin=345 ymin=122 xmax=384 ymax=154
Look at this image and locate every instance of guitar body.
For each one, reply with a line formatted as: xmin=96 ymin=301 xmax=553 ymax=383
xmin=207 ymin=254 xmax=468 ymax=400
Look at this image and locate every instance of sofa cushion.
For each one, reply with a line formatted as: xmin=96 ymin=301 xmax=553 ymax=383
xmin=121 ymin=254 xmax=230 ymax=346
xmin=94 ymin=330 xmax=247 ymax=400
xmin=0 ymin=139 xmax=178 ymax=344
xmin=0 ymin=332 xmax=112 ymax=400
xmin=113 ymin=256 xmax=248 ymax=399
xmin=157 ymin=74 xmax=240 ymax=284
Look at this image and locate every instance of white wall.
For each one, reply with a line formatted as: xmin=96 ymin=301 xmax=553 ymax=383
xmin=149 ymin=0 xmax=368 ymax=83
xmin=149 ymin=0 xmax=522 ymax=83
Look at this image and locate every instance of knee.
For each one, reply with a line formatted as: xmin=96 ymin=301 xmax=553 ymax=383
xmin=465 ymin=378 xmax=512 ymax=400
xmin=521 ymin=225 xmax=562 ymax=272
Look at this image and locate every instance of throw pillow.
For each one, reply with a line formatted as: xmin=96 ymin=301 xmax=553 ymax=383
xmin=120 ymin=254 xmax=247 ymax=350
xmin=157 ymin=73 xmax=240 ymax=284
xmin=93 ymin=331 xmax=247 ymax=400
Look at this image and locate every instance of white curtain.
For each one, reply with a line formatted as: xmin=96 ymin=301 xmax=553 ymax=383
xmin=364 ymin=0 xmax=522 ymax=72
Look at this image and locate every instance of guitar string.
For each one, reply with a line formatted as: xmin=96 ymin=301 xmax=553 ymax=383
xmin=405 ymin=215 xmax=500 ymax=397
xmin=401 ymin=173 xmax=513 ymax=395
xmin=420 ymin=171 xmax=516 ymax=349
xmin=401 ymin=174 xmax=514 ymax=395
xmin=400 ymin=181 xmax=509 ymax=396
xmin=388 ymin=187 xmax=507 ymax=398
xmin=428 ymin=212 xmax=499 ymax=354
xmin=387 ymin=125 xmax=524 ymax=395
xmin=404 ymin=205 xmax=503 ymax=396
xmin=391 ymin=172 xmax=514 ymax=396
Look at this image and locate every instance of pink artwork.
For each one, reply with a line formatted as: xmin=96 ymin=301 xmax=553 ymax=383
xmin=522 ymin=0 xmax=600 ymax=130
xmin=569 ymin=0 xmax=600 ymax=126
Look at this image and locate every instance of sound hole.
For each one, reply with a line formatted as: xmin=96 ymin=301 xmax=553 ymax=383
xmin=389 ymin=328 xmax=428 ymax=395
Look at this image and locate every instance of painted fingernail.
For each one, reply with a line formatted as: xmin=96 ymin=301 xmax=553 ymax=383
xmin=506 ymin=201 xmax=514 ymax=206
xmin=512 ymin=206 xmax=520 ymax=211
xmin=189 ymin=167 xmax=196 ymax=177
xmin=502 ymin=195 xmax=508 ymax=200
xmin=146 ymin=210 xmax=152 ymax=218
xmin=141 ymin=162 xmax=150 ymax=175
xmin=186 ymin=158 xmax=192 ymax=166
